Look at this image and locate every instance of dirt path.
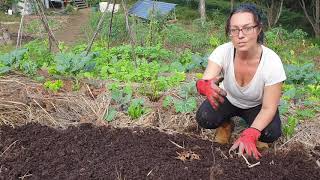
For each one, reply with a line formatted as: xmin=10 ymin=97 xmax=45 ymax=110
xmin=54 ymin=8 xmax=91 ymax=46
xmin=1 ymin=123 xmax=319 ymax=179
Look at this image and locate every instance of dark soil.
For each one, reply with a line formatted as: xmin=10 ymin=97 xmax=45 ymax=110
xmin=0 ymin=123 xmax=319 ymax=180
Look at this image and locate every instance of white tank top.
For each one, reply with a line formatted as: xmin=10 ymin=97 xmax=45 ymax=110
xmin=208 ymin=42 xmax=286 ymax=109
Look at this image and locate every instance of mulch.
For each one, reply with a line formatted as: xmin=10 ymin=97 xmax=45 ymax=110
xmin=0 ymin=123 xmax=319 ymax=180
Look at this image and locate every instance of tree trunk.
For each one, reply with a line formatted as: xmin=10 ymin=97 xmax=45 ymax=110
xmin=299 ymin=0 xmax=320 ymax=38
xmin=316 ymin=0 xmax=320 ymax=37
xmin=266 ymin=0 xmax=284 ymax=28
xmin=199 ymin=0 xmax=206 ymax=26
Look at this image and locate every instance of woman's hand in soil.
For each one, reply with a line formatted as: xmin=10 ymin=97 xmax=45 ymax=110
xmin=196 ymin=77 xmax=227 ymax=110
xmin=229 ymin=128 xmax=262 ymax=160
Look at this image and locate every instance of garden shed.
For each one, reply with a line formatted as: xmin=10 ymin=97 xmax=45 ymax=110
xmin=128 ymin=0 xmax=177 ymax=20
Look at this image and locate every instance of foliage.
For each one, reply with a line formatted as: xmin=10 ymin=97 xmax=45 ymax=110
xmin=25 ymin=19 xmax=60 ymax=35
xmin=128 ymin=98 xmax=146 ymax=119
xmin=64 ymin=4 xmax=77 ymax=15
xmin=280 ymin=79 xmax=319 ymax=139
xmin=162 ymin=81 xmax=198 ymax=113
xmin=44 ymin=79 xmax=63 ymax=92
xmin=284 ymin=63 xmax=320 ymax=85
xmin=86 ymin=0 xmax=100 ymax=6
xmin=53 ymin=52 xmax=97 ymax=75
xmin=173 ymin=97 xmax=197 ymax=113
xmin=0 ymin=48 xmax=28 ymax=74
xmin=0 ymin=40 xmax=54 ymax=76
xmin=163 ymin=24 xmax=192 ymax=48
xmin=85 ymin=11 xmax=128 ymax=44
xmin=104 ymin=108 xmax=117 ymax=122
xmin=209 ymin=36 xmax=223 ymax=49
xmin=0 ymin=0 xmax=19 ymax=11
xmin=108 ymin=82 xmax=132 ymax=106
xmin=282 ymin=116 xmax=298 ymax=139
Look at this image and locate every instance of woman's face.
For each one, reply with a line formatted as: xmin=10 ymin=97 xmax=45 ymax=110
xmin=229 ymin=12 xmax=261 ymax=52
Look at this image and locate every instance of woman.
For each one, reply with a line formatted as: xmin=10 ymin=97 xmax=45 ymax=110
xmin=196 ymin=3 xmax=286 ymax=160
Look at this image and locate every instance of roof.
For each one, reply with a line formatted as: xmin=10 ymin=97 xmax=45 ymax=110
xmin=128 ymin=0 xmax=177 ymax=20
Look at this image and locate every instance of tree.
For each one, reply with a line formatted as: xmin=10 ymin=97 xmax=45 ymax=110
xmin=265 ymin=0 xmax=284 ymax=28
xmin=299 ymin=0 xmax=320 ymax=37
xmin=240 ymin=0 xmax=284 ymax=28
xmin=199 ymin=0 xmax=206 ymax=25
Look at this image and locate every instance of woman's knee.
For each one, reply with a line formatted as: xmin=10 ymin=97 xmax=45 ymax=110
xmin=196 ymin=100 xmax=224 ymax=129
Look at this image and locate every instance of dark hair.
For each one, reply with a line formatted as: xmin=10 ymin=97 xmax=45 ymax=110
xmin=225 ymin=3 xmax=264 ymax=44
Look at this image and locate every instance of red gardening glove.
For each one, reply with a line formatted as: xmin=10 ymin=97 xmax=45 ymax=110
xmin=229 ymin=128 xmax=262 ymax=160
xmin=196 ymin=77 xmax=227 ymax=110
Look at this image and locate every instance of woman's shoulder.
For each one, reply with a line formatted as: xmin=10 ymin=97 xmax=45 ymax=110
xmin=261 ymin=45 xmax=281 ymax=60
xmin=212 ymin=42 xmax=234 ymax=54
xmin=218 ymin=42 xmax=234 ymax=49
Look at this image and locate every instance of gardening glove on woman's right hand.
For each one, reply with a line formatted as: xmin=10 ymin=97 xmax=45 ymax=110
xmin=196 ymin=77 xmax=227 ymax=110
xmin=229 ymin=127 xmax=262 ymax=160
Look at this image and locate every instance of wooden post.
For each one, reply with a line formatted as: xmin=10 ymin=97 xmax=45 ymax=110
xmin=85 ymin=0 xmax=112 ymax=55
xmin=33 ymin=0 xmax=61 ymax=52
xmin=121 ymin=0 xmax=137 ymax=67
xmin=107 ymin=0 xmax=116 ymax=49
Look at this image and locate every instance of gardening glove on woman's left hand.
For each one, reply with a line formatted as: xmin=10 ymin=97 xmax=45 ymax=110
xmin=229 ymin=127 xmax=262 ymax=160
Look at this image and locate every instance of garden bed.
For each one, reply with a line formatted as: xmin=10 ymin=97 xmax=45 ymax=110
xmin=0 ymin=123 xmax=319 ymax=179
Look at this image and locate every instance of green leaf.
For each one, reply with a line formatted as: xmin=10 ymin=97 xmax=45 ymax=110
xmin=174 ymin=97 xmax=197 ymax=113
xmin=283 ymin=86 xmax=296 ymax=100
xmin=55 ymin=53 xmax=72 ymax=73
xmin=162 ymin=96 xmax=173 ymax=108
xmin=111 ymin=89 xmax=123 ymax=103
xmin=21 ymin=61 xmax=37 ymax=75
xmin=128 ymin=98 xmax=145 ymax=119
xmin=282 ymin=116 xmax=298 ymax=139
xmin=296 ymin=109 xmax=316 ymax=119
xmin=0 ymin=48 xmax=28 ymax=66
xmin=279 ymin=99 xmax=289 ymax=115
xmin=104 ymin=108 xmax=117 ymax=122
xmin=0 ymin=66 xmax=11 ymax=74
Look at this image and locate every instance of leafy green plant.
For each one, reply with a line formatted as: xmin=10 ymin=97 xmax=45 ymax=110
xmin=173 ymin=97 xmax=197 ymax=113
xmin=108 ymin=83 xmax=133 ymax=107
xmin=162 ymin=95 xmax=174 ymax=108
xmin=162 ymin=82 xmax=197 ymax=113
xmin=178 ymin=81 xmax=197 ymax=98
xmin=44 ymin=80 xmax=64 ymax=92
xmin=296 ymin=109 xmax=316 ymax=119
xmin=284 ymin=63 xmax=320 ymax=85
xmin=282 ymin=116 xmax=298 ymax=139
xmin=104 ymin=108 xmax=117 ymax=122
xmin=209 ymin=36 xmax=222 ymax=49
xmin=54 ymin=52 xmax=97 ymax=75
xmin=0 ymin=48 xmax=28 ymax=74
xmin=128 ymin=98 xmax=145 ymax=119
xmin=163 ymin=24 xmax=192 ymax=48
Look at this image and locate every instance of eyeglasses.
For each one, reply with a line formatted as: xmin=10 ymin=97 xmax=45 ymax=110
xmin=229 ymin=25 xmax=259 ymax=36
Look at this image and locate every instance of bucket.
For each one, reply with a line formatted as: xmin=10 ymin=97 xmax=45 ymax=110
xmin=8 ymin=9 xmax=13 ymax=15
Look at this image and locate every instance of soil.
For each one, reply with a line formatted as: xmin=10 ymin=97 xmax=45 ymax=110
xmin=1 ymin=123 xmax=319 ymax=180
xmin=2 ymin=8 xmax=90 ymax=47
xmin=54 ymin=8 xmax=90 ymax=46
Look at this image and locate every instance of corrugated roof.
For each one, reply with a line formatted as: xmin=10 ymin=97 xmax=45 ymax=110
xmin=128 ymin=0 xmax=177 ymax=20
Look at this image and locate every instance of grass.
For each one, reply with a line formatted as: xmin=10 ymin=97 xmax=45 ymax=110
xmin=0 ymin=12 xmax=20 ymax=22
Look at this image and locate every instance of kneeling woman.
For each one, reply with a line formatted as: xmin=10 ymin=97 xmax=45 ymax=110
xmin=195 ymin=3 xmax=286 ymax=159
